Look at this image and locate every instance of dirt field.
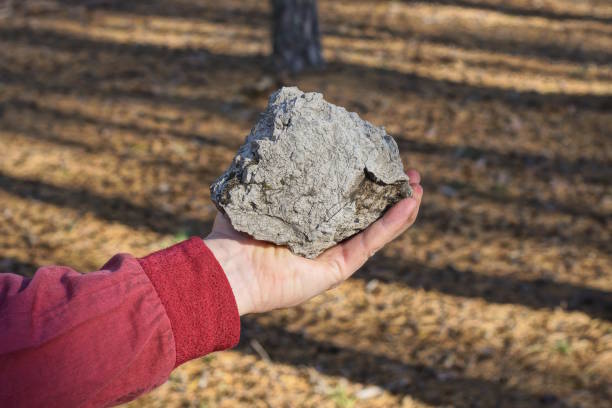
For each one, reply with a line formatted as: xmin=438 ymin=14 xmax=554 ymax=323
xmin=1 ymin=1 xmax=611 ymax=407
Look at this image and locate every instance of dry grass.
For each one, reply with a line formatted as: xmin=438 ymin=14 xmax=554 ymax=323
xmin=1 ymin=1 xmax=610 ymax=407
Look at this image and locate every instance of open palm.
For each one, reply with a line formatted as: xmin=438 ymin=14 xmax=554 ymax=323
xmin=205 ymin=170 xmax=423 ymax=315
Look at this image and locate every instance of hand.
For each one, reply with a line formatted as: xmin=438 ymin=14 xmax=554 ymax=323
xmin=205 ymin=170 xmax=423 ymax=315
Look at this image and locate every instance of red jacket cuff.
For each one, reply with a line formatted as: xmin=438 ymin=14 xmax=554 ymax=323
xmin=138 ymin=237 xmax=240 ymax=367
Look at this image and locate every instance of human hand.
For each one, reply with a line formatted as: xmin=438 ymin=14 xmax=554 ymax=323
xmin=204 ymin=170 xmax=423 ymax=315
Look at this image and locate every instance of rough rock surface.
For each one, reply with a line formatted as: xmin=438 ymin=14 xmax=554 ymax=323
xmin=210 ymin=87 xmax=411 ymax=258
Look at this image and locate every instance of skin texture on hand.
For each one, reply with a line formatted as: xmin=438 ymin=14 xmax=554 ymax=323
xmin=205 ymin=170 xmax=423 ymax=316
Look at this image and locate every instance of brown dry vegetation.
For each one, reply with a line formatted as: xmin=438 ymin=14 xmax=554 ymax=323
xmin=1 ymin=0 xmax=611 ymax=407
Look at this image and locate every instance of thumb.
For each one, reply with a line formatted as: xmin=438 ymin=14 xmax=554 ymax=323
xmin=319 ymin=186 xmax=422 ymax=282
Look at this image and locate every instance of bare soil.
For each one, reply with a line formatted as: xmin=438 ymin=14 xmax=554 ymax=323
xmin=1 ymin=1 xmax=611 ymax=407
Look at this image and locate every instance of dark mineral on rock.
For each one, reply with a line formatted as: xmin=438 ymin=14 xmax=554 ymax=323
xmin=210 ymin=87 xmax=412 ymax=258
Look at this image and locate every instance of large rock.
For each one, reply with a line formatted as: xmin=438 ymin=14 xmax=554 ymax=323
xmin=210 ymin=87 xmax=411 ymax=258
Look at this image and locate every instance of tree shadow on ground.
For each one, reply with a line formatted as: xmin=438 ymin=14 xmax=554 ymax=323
xmin=1 ymin=24 xmax=611 ymax=113
xmin=55 ymin=0 xmax=612 ymax=25
xmin=4 ymin=104 xmax=609 ymax=257
xmin=322 ymin=22 xmax=612 ymax=67
xmin=424 ymin=174 xmax=609 ymax=224
xmin=1 ymin=98 xmax=243 ymax=151
xmin=321 ymin=61 xmax=612 ymax=112
xmin=396 ymin=139 xmax=612 ymax=188
xmin=2 ymin=169 xmax=609 ymax=322
xmin=419 ymin=200 xmax=610 ymax=254
xmin=399 ymin=0 xmax=612 ymax=24
xmin=1 ymin=25 xmax=609 ymax=253
xmin=359 ymin=256 xmax=612 ymax=322
xmin=1 ymin=24 xmax=608 ymax=170
xmin=51 ymin=0 xmax=612 ymax=64
xmin=0 ymin=172 xmax=214 ymax=237
xmin=238 ymin=319 xmax=570 ymax=407
xmin=1 ymin=23 xmax=609 ymax=118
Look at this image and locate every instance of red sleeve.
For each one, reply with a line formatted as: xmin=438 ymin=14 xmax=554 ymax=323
xmin=0 ymin=237 xmax=240 ymax=408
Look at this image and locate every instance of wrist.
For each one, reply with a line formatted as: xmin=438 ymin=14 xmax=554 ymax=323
xmin=204 ymin=236 xmax=255 ymax=316
xmin=138 ymin=237 xmax=241 ymax=365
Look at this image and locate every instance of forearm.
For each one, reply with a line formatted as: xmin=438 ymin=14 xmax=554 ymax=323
xmin=0 ymin=255 xmax=175 ymax=407
xmin=0 ymin=238 xmax=240 ymax=407
xmin=204 ymin=236 xmax=256 ymax=316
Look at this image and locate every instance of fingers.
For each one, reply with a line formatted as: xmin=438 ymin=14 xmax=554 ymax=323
xmin=406 ymin=168 xmax=420 ymax=184
xmin=397 ymin=182 xmax=423 ymax=236
xmin=321 ymin=178 xmax=423 ymax=281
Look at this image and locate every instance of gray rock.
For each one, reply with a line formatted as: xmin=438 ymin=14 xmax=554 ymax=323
xmin=210 ymin=87 xmax=411 ymax=258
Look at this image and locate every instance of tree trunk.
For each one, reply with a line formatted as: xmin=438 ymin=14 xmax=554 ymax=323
xmin=271 ymin=0 xmax=324 ymax=74
xmin=0 ymin=0 xmax=14 ymax=19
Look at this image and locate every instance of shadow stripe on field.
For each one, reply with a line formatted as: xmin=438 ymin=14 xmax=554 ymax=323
xmin=359 ymin=257 xmax=612 ymax=322
xmin=1 ymin=25 xmax=611 ymax=111
xmin=239 ymin=319 xmax=572 ymax=407
xmin=0 ymin=172 xmax=213 ymax=237
xmin=50 ymin=0 xmax=612 ymax=62
xmin=0 ymin=172 xmax=609 ymax=322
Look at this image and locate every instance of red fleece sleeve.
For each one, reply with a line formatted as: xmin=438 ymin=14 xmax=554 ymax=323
xmin=0 ymin=238 xmax=240 ymax=408
xmin=138 ymin=237 xmax=241 ymax=366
